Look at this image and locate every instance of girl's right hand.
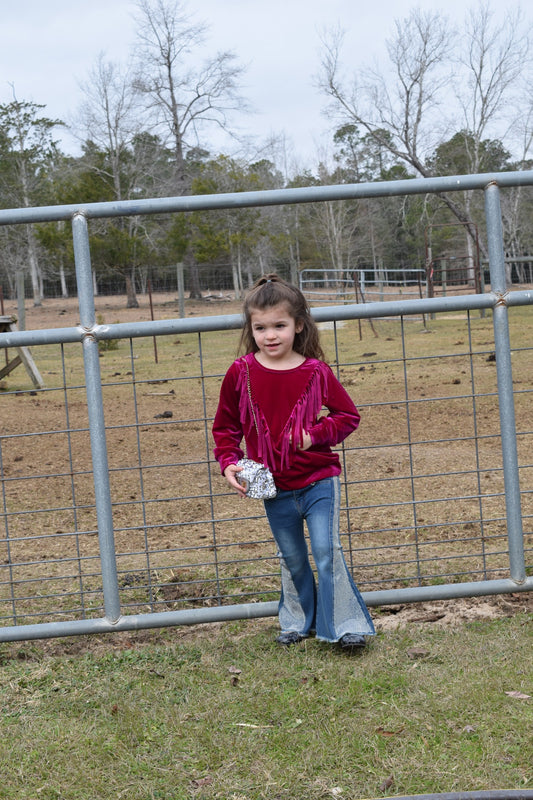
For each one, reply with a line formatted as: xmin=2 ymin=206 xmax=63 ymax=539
xmin=223 ymin=464 xmax=247 ymax=497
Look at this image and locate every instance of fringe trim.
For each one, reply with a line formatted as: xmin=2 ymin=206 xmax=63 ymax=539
xmin=239 ymin=354 xmax=325 ymax=472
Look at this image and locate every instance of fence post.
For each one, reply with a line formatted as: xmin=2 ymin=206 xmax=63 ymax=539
xmin=16 ymin=271 xmax=26 ymax=331
xmin=177 ymin=262 xmax=185 ymax=318
xmin=71 ymin=212 xmax=122 ymax=621
xmin=484 ymin=182 xmax=526 ymax=583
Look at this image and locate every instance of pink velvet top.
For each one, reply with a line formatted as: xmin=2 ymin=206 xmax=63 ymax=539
xmin=212 ymin=353 xmax=360 ymax=491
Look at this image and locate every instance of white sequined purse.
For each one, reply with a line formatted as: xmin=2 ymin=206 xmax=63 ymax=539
xmin=236 ymin=359 xmax=277 ymax=500
xmin=236 ymin=457 xmax=277 ymax=499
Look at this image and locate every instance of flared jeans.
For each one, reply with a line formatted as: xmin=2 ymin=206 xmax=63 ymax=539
xmin=264 ymin=476 xmax=375 ymax=642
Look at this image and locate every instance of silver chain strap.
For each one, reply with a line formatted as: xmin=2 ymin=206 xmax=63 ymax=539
xmin=244 ymin=358 xmax=260 ymax=435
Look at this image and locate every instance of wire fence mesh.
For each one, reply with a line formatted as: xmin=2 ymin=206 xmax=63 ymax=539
xmin=0 ymin=302 xmax=531 ymax=634
xmin=1 ymin=171 xmax=532 ymax=640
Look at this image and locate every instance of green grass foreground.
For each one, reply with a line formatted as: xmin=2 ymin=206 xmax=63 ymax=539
xmin=0 ymin=613 xmax=531 ymax=800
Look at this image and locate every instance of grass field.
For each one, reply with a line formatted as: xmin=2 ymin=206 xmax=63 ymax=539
xmin=0 ymin=611 xmax=531 ymax=800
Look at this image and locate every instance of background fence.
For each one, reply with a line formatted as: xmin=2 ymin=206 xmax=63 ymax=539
xmin=0 ymin=172 xmax=532 ymax=642
xmin=299 ymin=267 xmax=428 ymax=304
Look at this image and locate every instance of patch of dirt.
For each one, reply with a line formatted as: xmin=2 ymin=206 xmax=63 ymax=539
xmin=1 ymin=622 xmax=232 ymax=661
xmin=374 ymin=592 xmax=533 ymax=630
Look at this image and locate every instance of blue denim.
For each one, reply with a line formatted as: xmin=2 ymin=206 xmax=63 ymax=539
xmin=264 ymin=476 xmax=375 ymax=642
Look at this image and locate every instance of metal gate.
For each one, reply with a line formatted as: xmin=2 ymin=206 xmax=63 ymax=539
xmin=0 ymin=172 xmax=532 ymax=642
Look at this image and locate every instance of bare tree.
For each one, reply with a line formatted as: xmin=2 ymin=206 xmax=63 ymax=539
xmin=132 ymin=0 xmax=249 ymax=298
xmin=319 ymin=13 xmax=452 ymax=178
xmin=318 ymin=13 xmax=482 ymax=252
xmin=76 ymin=55 xmax=146 ymax=306
xmin=457 ymin=4 xmax=528 ymax=168
xmin=500 ymin=81 xmax=533 ymax=283
xmin=318 ymin=5 xmax=532 ymax=269
xmin=133 ymin=0 xmax=248 ymax=195
xmin=77 ymin=54 xmax=142 ymax=202
xmin=454 ymin=4 xmax=529 ymax=280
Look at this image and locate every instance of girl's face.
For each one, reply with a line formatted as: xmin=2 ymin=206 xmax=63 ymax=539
xmin=250 ymin=303 xmax=303 ymax=366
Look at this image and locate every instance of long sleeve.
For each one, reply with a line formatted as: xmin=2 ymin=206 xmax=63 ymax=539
xmin=212 ymin=361 xmax=246 ymax=474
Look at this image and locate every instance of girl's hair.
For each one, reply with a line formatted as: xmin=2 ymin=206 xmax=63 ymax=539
xmin=239 ymin=273 xmax=325 ymax=360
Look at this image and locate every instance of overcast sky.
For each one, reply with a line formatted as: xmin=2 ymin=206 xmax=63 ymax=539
xmin=0 ymin=0 xmax=518 ymax=168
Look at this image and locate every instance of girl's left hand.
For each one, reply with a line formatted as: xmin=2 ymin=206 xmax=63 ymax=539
xmin=294 ymin=431 xmax=312 ymax=451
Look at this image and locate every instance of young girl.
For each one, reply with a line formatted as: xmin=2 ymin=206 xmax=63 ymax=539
xmin=212 ymin=274 xmax=375 ymax=649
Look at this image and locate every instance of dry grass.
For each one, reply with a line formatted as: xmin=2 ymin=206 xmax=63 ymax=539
xmin=0 ymin=293 xmax=532 ymax=623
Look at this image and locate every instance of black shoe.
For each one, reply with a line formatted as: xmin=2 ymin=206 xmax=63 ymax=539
xmin=276 ymin=631 xmax=305 ymax=646
xmin=339 ymin=633 xmax=366 ymax=649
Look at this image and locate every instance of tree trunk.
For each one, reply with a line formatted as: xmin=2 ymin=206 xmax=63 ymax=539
xmin=232 ymin=243 xmax=243 ymax=299
xmin=59 ymin=260 xmax=68 ymax=298
xmin=28 ymin=227 xmax=42 ymax=307
xmin=186 ymin=247 xmax=202 ymax=300
xmin=125 ymin=270 xmax=139 ymax=308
